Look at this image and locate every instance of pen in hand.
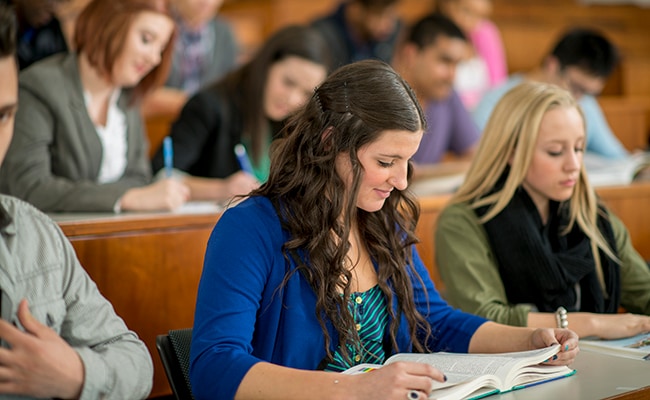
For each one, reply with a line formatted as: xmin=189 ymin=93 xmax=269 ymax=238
xmin=234 ymin=144 xmax=255 ymax=176
xmin=163 ymin=136 xmax=173 ymax=178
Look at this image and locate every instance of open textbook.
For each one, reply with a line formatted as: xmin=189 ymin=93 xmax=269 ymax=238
xmin=342 ymin=345 xmax=575 ymax=400
xmin=580 ymin=332 xmax=650 ymax=361
xmin=584 ymin=152 xmax=650 ymax=187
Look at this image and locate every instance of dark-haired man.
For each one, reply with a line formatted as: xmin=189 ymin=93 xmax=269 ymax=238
xmin=0 ymin=4 xmax=153 ymax=399
xmin=312 ymin=0 xmax=403 ymax=68
xmin=474 ymin=28 xmax=627 ymax=159
xmin=0 ymin=0 xmax=71 ymax=69
xmin=392 ymin=13 xmax=480 ymax=180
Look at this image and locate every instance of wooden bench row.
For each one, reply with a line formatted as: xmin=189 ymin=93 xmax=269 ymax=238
xmin=219 ymin=0 xmax=650 ymax=97
xmin=55 ymin=182 xmax=650 ymax=397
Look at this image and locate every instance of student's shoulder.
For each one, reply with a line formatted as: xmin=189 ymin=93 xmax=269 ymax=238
xmin=210 ymin=16 xmax=234 ymax=32
xmin=19 ymin=53 xmax=71 ymax=87
xmin=440 ymin=201 xmax=474 ymax=220
xmin=220 ymin=196 xmax=281 ymax=232
xmin=0 ymin=194 xmax=64 ymax=237
xmin=18 ymin=53 xmax=78 ymax=105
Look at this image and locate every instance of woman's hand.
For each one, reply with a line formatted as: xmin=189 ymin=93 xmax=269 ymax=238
xmin=590 ymin=313 xmax=650 ymax=340
xmin=224 ymin=171 xmax=260 ymax=198
xmin=528 ymin=328 xmax=579 ymax=366
xmin=349 ymin=361 xmax=446 ymax=400
xmin=120 ymin=178 xmax=190 ymax=211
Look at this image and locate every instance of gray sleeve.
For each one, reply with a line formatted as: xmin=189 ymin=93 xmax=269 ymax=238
xmin=54 ymin=224 xmax=153 ymax=399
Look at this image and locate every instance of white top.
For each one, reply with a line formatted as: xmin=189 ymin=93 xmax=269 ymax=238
xmin=454 ymin=56 xmax=490 ymax=111
xmin=84 ymin=89 xmax=128 ymax=183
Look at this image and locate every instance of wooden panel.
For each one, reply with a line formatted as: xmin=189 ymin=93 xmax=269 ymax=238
xmin=144 ymin=113 xmax=175 ymax=159
xmin=598 ymin=96 xmax=649 ymax=151
xmin=415 ymin=194 xmax=452 ymax=292
xmin=621 ymin=58 xmax=650 ymax=97
xmin=58 ymin=213 xmax=220 ymax=398
xmin=597 ymin=182 xmax=650 ymax=260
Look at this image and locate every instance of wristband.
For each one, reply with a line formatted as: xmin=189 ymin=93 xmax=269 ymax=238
xmin=555 ymin=306 xmax=568 ymax=329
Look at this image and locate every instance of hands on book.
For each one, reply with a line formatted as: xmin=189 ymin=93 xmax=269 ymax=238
xmin=529 ymin=328 xmax=579 ymax=366
xmin=344 ymin=361 xmax=447 ymax=400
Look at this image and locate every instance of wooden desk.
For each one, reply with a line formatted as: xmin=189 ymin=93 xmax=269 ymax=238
xmin=495 ymin=350 xmax=650 ymax=400
xmin=52 ymin=183 xmax=650 ymax=397
xmin=53 ymin=209 xmax=222 ymax=398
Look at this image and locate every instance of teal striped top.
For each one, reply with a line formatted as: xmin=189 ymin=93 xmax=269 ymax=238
xmin=324 ymin=284 xmax=389 ymax=372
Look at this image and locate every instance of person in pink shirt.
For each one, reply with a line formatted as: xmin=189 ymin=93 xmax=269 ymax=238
xmin=436 ymin=0 xmax=507 ymax=110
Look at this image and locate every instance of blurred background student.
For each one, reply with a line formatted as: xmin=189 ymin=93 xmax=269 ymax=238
xmin=141 ymin=0 xmax=238 ymax=118
xmin=0 ymin=0 xmax=190 ymax=212
xmin=391 ymin=14 xmax=480 ymax=180
xmin=151 ymin=25 xmax=333 ymax=202
xmin=436 ymin=82 xmax=650 ymax=340
xmin=311 ymin=0 xmax=403 ymax=67
xmin=473 ymin=28 xmax=628 ymax=160
xmin=435 ymin=0 xmax=507 ymax=110
xmin=4 ymin=0 xmax=69 ymax=69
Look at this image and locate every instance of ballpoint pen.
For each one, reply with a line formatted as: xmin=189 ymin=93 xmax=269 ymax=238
xmin=234 ymin=143 xmax=255 ymax=175
xmin=163 ymin=136 xmax=173 ymax=178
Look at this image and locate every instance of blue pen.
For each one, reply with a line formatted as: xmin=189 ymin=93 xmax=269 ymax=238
xmin=234 ymin=143 xmax=255 ymax=175
xmin=163 ymin=136 xmax=173 ymax=178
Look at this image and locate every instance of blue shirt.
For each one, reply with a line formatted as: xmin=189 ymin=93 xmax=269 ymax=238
xmin=473 ymin=75 xmax=629 ymax=160
xmin=190 ymin=196 xmax=486 ymax=399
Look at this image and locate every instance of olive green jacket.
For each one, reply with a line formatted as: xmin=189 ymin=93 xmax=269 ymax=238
xmin=436 ymin=202 xmax=650 ymax=326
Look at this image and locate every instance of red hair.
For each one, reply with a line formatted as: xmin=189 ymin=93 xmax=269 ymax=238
xmin=74 ymin=0 xmax=176 ymax=102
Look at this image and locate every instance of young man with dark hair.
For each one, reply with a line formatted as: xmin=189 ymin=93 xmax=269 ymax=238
xmin=0 ymin=0 xmax=71 ymax=69
xmin=312 ymin=0 xmax=403 ymax=68
xmin=0 ymin=4 xmax=153 ymax=399
xmin=474 ymin=28 xmax=627 ymax=159
xmin=392 ymin=13 xmax=481 ymax=179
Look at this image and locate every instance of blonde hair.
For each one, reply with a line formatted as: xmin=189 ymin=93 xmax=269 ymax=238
xmin=451 ymin=81 xmax=617 ymax=290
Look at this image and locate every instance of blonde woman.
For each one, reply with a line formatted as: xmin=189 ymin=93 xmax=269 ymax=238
xmin=436 ymin=82 xmax=650 ymax=339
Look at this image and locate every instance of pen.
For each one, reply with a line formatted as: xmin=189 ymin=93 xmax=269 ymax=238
xmin=163 ymin=136 xmax=173 ymax=178
xmin=234 ymin=143 xmax=255 ymax=175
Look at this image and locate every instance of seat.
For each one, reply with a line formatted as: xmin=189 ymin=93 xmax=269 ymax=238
xmin=156 ymin=328 xmax=194 ymax=400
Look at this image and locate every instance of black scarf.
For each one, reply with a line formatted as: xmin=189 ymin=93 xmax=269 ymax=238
xmin=477 ymin=185 xmax=620 ymax=313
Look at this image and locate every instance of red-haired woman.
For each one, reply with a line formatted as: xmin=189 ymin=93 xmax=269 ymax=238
xmin=0 ymin=0 xmax=190 ymax=212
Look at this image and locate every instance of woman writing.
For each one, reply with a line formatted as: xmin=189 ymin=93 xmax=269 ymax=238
xmin=0 ymin=0 xmax=190 ymax=212
xmin=436 ymin=82 xmax=650 ymax=339
xmin=190 ymin=60 xmax=578 ymax=400
xmin=151 ymin=25 xmax=333 ymax=202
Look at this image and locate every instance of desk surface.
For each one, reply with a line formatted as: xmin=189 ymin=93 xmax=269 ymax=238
xmin=51 ymin=202 xmax=223 ymax=237
xmin=495 ymin=350 xmax=650 ymax=400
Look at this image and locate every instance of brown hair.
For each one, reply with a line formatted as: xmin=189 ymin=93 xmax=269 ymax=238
xmin=254 ymin=59 xmax=430 ymax=362
xmin=74 ymin=0 xmax=175 ymax=101
xmin=0 ymin=3 xmax=16 ymax=59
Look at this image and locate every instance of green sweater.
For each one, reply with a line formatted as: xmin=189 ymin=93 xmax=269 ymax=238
xmin=435 ymin=202 xmax=650 ymax=326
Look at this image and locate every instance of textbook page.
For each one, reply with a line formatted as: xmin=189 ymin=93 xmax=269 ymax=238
xmin=584 ymin=152 xmax=650 ymax=187
xmin=344 ymin=345 xmax=573 ymax=399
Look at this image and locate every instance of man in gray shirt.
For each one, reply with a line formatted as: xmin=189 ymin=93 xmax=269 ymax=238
xmin=0 ymin=5 xmax=153 ymax=399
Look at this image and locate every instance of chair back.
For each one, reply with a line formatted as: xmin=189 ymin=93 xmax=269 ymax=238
xmin=156 ymin=328 xmax=194 ymax=400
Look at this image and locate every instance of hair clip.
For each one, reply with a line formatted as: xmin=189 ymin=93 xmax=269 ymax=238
xmin=314 ymin=88 xmax=324 ymax=114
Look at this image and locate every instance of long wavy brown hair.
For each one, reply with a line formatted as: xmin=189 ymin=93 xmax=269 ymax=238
xmin=251 ymin=59 xmax=431 ymax=362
